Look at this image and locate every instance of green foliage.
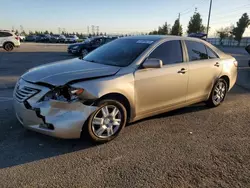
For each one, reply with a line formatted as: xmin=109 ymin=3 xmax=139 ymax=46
xmin=232 ymin=13 xmax=250 ymax=45
xmin=149 ymin=22 xmax=171 ymax=35
xmin=44 ymin=30 xmax=49 ymax=34
xmin=187 ymin=12 xmax=205 ymax=34
xmin=216 ymin=27 xmax=231 ymax=45
xmin=171 ymin=19 xmax=183 ymax=36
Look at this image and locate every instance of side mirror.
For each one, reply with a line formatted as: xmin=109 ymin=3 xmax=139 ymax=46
xmin=143 ymin=58 xmax=163 ymax=69
xmin=245 ymin=45 xmax=250 ymax=55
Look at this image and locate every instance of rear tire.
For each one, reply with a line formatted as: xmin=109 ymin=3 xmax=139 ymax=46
xmin=206 ymin=78 xmax=228 ymax=107
xmin=3 ymin=42 xmax=14 ymax=51
xmin=85 ymin=99 xmax=127 ymax=143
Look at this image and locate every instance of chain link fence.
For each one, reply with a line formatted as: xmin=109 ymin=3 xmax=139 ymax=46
xmin=207 ymin=37 xmax=250 ymax=47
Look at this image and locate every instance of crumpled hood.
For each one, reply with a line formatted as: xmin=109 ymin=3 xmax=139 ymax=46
xmin=22 ymin=58 xmax=120 ymax=86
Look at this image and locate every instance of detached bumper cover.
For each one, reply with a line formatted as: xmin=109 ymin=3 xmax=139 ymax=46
xmin=13 ymin=80 xmax=97 ymax=139
xmin=14 ymin=94 xmax=97 ymax=139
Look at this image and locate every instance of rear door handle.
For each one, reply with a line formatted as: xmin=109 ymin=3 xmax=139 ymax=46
xmin=214 ymin=62 xmax=220 ymax=67
xmin=178 ymin=68 xmax=187 ymax=74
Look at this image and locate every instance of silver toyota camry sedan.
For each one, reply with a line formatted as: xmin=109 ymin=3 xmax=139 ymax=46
xmin=13 ymin=35 xmax=237 ymax=142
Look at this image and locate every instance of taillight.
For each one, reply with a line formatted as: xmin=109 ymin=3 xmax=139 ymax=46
xmin=233 ymin=60 xmax=238 ymax=67
xmin=15 ymin=36 xmax=19 ymax=40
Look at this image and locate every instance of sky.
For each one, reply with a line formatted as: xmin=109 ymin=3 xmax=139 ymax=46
xmin=1 ymin=0 xmax=250 ymax=37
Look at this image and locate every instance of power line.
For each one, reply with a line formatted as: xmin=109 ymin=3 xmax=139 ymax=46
xmin=211 ymin=3 xmax=250 ymax=15
xmin=180 ymin=0 xmax=208 ymax=15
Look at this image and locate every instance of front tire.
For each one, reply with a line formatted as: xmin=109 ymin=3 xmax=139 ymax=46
xmin=81 ymin=49 xmax=88 ymax=57
xmin=3 ymin=43 xmax=14 ymax=51
xmin=206 ymin=78 xmax=228 ymax=107
xmin=86 ymin=99 xmax=127 ymax=143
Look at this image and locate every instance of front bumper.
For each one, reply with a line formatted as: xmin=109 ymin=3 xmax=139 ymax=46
xmin=13 ymin=79 xmax=97 ymax=139
xmin=67 ymin=48 xmax=80 ymax=55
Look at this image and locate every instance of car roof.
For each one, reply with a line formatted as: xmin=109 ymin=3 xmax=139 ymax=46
xmin=123 ymin=35 xmax=209 ymax=42
xmin=0 ymin=30 xmax=14 ymax=34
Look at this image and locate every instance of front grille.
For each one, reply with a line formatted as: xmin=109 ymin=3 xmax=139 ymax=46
xmin=15 ymin=85 xmax=39 ymax=103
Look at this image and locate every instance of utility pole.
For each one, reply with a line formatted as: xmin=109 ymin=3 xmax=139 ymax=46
xmin=206 ymin=0 xmax=212 ymax=39
xmin=91 ymin=25 xmax=95 ymax=35
xmin=178 ymin=13 xmax=181 ymax=36
xmin=96 ymin=26 xmax=99 ymax=35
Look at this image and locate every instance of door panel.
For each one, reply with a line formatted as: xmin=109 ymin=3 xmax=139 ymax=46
xmin=185 ymin=40 xmax=222 ymax=101
xmin=134 ymin=63 xmax=188 ymax=115
xmin=187 ymin=59 xmax=222 ymax=101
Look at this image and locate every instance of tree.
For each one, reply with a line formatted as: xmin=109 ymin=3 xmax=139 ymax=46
xmin=29 ymin=31 xmax=34 ymax=35
xmin=49 ymin=31 xmax=53 ymax=35
xmin=44 ymin=30 xmax=49 ymax=34
xmin=216 ymin=27 xmax=231 ymax=45
xmin=100 ymin=32 xmax=103 ymax=36
xmin=171 ymin=19 xmax=183 ymax=36
xmin=158 ymin=22 xmax=170 ymax=35
xmin=149 ymin=30 xmax=158 ymax=35
xmin=232 ymin=13 xmax=250 ymax=45
xmin=15 ymin=29 xmax=19 ymax=35
xmin=187 ymin=12 xmax=205 ymax=34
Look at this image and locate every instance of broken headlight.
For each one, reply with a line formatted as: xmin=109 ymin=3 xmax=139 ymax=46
xmin=42 ymin=86 xmax=84 ymax=102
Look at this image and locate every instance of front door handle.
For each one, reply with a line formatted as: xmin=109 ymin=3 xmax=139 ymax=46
xmin=214 ymin=62 xmax=220 ymax=67
xmin=178 ymin=68 xmax=187 ymax=74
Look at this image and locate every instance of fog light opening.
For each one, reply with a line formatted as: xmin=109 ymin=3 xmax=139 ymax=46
xmin=39 ymin=123 xmax=54 ymax=130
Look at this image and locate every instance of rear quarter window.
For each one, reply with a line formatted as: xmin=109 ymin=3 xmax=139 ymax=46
xmin=0 ymin=32 xmax=13 ymax=37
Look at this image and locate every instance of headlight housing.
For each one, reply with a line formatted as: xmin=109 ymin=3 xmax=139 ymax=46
xmin=42 ymin=86 xmax=84 ymax=102
xmin=72 ymin=46 xmax=79 ymax=50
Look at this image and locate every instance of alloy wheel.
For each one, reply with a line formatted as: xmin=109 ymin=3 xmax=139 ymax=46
xmin=212 ymin=81 xmax=226 ymax=105
xmin=91 ymin=105 xmax=122 ymax=139
xmin=82 ymin=49 xmax=88 ymax=57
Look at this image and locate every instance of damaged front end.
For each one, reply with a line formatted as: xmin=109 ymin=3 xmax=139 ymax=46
xmin=13 ymin=79 xmax=97 ymax=139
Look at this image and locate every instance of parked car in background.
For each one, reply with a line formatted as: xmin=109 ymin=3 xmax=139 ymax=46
xmin=188 ymin=33 xmax=207 ymax=40
xmin=68 ymin=36 xmax=118 ymax=56
xmin=246 ymin=44 xmax=250 ymax=66
xmin=50 ymin=34 xmax=60 ymax=43
xmin=25 ymin=35 xmax=37 ymax=42
xmin=50 ymin=34 xmax=66 ymax=43
xmin=13 ymin=35 xmax=237 ymax=142
xmin=19 ymin=35 xmax=26 ymax=42
xmin=35 ymin=34 xmax=51 ymax=42
xmin=65 ymin=35 xmax=79 ymax=43
xmin=0 ymin=30 xmax=20 ymax=51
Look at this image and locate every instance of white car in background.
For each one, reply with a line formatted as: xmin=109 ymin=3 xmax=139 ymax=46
xmin=65 ymin=35 xmax=79 ymax=43
xmin=0 ymin=30 xmax=20 ymax=51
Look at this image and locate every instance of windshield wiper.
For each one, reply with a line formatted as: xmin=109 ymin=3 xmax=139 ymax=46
xmin=83 ymin=59 xmax=99 ymax=63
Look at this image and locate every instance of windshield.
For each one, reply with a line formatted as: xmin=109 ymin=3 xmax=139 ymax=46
xmin=83 ymin=37 xmax=95 ymax=43
xmin=83 ymin=39 xmax=153 ymax=67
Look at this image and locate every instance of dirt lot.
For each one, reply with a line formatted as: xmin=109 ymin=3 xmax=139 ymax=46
xmin=0 ymin=43 xmax=250 ymax=188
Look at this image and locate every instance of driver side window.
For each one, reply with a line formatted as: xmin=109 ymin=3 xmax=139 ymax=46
xmin=149 ymin=40 xmax=183 ymax=65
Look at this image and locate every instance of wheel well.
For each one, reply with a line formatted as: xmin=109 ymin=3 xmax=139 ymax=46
xmin=220 ymin=75 xmax=230 ymax=89
xmin=96 ymin=93 xmax=131 ymax=121
xmin=3 ymin=41 xmax=14 ymax=48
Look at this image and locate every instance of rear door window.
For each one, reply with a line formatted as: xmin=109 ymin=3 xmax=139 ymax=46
xmin=185 ymin=41 xmax=208 ymax=61
xmin=149 ymin=40 xmax=183 ymax=65
xmin=206 ymin=46 xmax=218 ymax=59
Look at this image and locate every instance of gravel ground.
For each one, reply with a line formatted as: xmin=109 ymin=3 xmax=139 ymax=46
xmin=0 ymin=43 xmax=250 ymax=188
